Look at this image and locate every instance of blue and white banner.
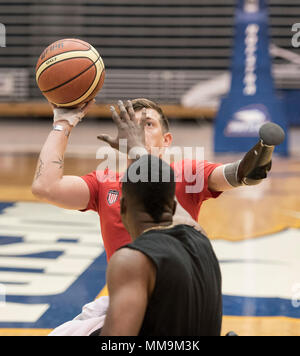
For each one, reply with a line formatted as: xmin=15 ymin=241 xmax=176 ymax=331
xmin=214 ymin=0 xmax=289 ymax=155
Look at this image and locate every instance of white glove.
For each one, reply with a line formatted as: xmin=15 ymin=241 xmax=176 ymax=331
xmin=52 ymin=100 xmax=95 ymax=127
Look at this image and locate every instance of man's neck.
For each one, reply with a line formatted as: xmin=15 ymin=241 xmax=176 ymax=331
xmin=141 ymin=222 xmax=175 ymax=235
xmin=130 ymin=214 xmax=173 ymax=241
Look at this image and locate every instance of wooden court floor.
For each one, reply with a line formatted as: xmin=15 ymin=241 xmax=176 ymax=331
xmin=0 ymin=151 xmax=299 ymax=336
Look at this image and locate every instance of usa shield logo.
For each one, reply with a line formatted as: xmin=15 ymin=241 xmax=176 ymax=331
xmin=107 ymin=190 xmax=119 ymax=205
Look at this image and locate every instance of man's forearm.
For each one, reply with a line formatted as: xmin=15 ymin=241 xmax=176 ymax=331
xmin=32 ymin=120 xmax=72 ymax=192
xmin=210 ymin=123 xmax=285 ymax=191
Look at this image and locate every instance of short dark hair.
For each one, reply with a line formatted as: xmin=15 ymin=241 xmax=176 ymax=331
xmin=129 ymin=98 xmax=170 ymax=133
xmin=122 ymin=155 xmax=175 ymax=223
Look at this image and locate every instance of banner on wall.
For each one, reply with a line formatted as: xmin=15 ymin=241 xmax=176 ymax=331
xmin=214 ymin=0 xmax=289 ymax=155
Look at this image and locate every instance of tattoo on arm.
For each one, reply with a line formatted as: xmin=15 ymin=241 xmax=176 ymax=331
xmin=52 ymin=156 xmax=64 ymax=169
xmin=35 ymin=158 xmax=44 ymax=180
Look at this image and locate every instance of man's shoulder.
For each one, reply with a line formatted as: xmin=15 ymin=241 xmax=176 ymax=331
xmin=113 ymin=247 xmax=148 ymax=263
xmin=109 ymin=247 xmax=155 ymax=283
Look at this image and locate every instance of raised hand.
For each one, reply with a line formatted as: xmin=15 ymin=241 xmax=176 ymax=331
xmin=52 ymin=99 xmax=96 ymax=127
xmin=97 ymin=100 xmax=147 ymax=154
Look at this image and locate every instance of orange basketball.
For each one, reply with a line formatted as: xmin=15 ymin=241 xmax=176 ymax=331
xmin=36 ymin=38 xmax=105 ymax=108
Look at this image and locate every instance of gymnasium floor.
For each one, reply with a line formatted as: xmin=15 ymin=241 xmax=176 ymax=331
xmin=0 ymin=118 xmax=299 ymax=336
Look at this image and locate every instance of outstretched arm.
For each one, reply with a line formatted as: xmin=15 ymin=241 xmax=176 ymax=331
xmin=208 ymin=123 xmax=285 ymax=192
xmin=208 ymin=154 xmax=272 ymax=193
xmin=31 ymin=101 xmax=94 ymax=210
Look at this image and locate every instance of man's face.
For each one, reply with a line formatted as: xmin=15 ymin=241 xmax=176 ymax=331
xmin=135 ymin=108 xmax=172 ymax=156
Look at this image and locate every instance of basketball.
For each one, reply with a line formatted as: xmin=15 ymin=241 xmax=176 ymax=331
xmin=35 ymin=38 xmax=105 ymax=108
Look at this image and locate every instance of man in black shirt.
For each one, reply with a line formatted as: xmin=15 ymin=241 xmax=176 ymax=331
xmin=100 ymin=154 xmax=222 ymax=336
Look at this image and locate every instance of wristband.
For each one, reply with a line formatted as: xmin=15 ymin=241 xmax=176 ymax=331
xmin=53 ymin=124 xmax=65 ymax=132
xmin=53 ymin=107 xmax=84 ymax=127
xmin=53 ymin=124 xmax=71 ymax=137
xmin=223 ymin=160 xmax=243 ymax=187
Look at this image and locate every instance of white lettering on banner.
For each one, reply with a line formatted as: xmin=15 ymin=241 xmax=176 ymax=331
xmin=244 ymin=0 xmax=259 ymax=13
xmin=244 ymin=24 xmax=259 ymax=96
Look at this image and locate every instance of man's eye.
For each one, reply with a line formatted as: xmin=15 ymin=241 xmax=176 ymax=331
xmin=146 ymin=122 xmax=153 ymax=127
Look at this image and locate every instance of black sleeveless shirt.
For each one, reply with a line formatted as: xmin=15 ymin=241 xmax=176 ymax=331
xmin=121 ymin=224 xmax=222 ymax=336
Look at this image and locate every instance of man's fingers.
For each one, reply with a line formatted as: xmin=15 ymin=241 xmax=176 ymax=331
xmin=110 ymin=105 xmax=124 ymax=126
xmin=118 ymin=100 xmax=131 ymax=124
xmin=126 ymin=100 xmax=138 ymax=124
xmin=97 ymin=134 xmax=116 ymax=147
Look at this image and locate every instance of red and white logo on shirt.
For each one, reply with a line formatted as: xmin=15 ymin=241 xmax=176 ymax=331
xmin=106 ymin=190 xmax=119 ymax=205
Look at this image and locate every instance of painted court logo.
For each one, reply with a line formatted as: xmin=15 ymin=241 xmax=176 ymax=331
xmin=0 ymin=202 xmax=106 ymax=329
xmin=0 ymin=23 xmax=6 ymax=47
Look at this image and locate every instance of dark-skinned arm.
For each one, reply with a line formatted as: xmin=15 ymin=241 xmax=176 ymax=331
xmin=100 ymin=248 xmax=156 ymax=336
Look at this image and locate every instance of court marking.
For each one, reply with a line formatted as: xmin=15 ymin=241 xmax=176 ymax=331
xmin=1 ymin=315 xmax=300 ymax=336
xmin=0 ymin=201 xmax=107 ymax=329
xmin=0 ymin=201 xmax=299 ymax=335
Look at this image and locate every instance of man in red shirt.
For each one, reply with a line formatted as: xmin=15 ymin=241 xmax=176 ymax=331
xmin=31 ymin=98 xmax=274 ymax=261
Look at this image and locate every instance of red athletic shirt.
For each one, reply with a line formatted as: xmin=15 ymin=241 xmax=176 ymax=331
xmin=81 ymin=159 xmax=222 ymax=261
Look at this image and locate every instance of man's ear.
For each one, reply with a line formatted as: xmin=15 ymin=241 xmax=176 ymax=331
xmin=120 ymin=197 xmax=126 ymax=216
xmin=163 ymin=132 xmax=173 ymax=148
